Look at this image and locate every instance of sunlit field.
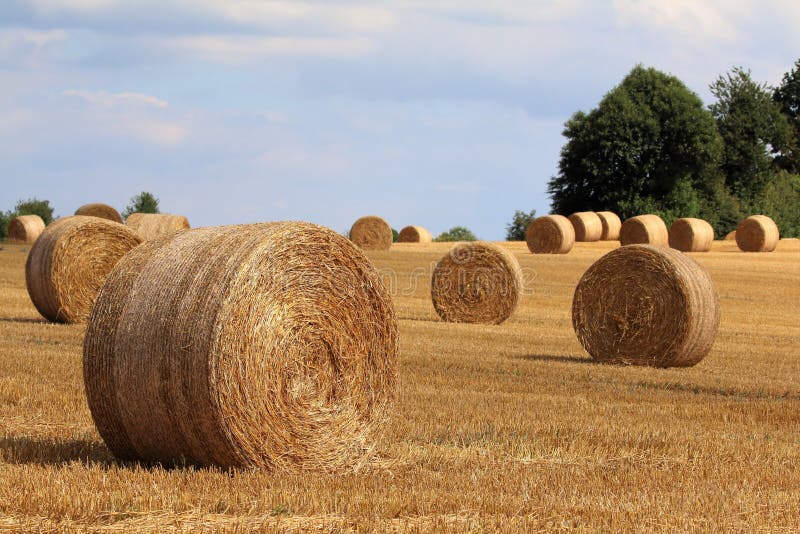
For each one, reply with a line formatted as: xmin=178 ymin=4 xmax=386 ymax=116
xmin=1 ymin=239 xmax=799 ymax=531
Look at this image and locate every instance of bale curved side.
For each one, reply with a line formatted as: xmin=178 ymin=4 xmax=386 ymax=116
xmin=568 ymin=212 xmax=603 ymax=242
xmin=735 ymin=215 xmax=780 ymax=252
xmin=7 ymin=215 xmax=45 ymax=244
xmin=75 ymin=203 xmax=123 ymax=223
xmin=125 ymin=213 xmax=190 ymax=241
xmin=398 ymin=225 xmax=432 ymax=243
xmin=431 ymin=242 xmax=523 ymax=324
xmin=84 ymin=222 xmax=398 ymax=471
xmin=25 ymin=216 xmax=143 ymax=323
xmin=572 ymin=245 xmax=719 ymax=367
xmin=669 ymin=218 xmax=714 ymax=252
xmin=619 ymin=214 xmax=669 ymax=246
xmin=525 ymin=215 xmax=574 ymax=254
xmin=596 ymin=211 xmax=621 ymax=240
xmin=724 ymin=231 xmax=736 ymax=241
xmin=349 ymin=216 xmax=392 ymax=250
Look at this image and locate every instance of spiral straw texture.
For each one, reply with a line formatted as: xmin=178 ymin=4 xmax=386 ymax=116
xmin=398 ymin=225 xmax=432 ymax=243
xmin=568 ymin=212 xmax=603 ymax=242
xmin=596 ymin=211 xmax=621 ymax=240
xmin=25 ymin=216 xmax=142 ymax=323
xmin=349 ymin=216 xmax=393 ymax=250
xmin=83 ymin=221 xmax=398 ymax=471
xmin=572 ymin=245 xmax=720 ymax=367
xmin=75 ymin=203 xmax=123 ymax=223
xmin=7 ymin=214 xmax=45 ymax=244
xmin=669 ymin=217 xmax=715 ymax=252
xmin=619 ymin=214 xmax=669 ymax=246
xmin=125 ymin=213 xmax=190 ymax=241
xmin=735 ymin=215 xmax=780 ymax=252
xmin=431 ymin=242 xmax=523 ymax=324
xmin=525 ymin=215 xmax=574 ymax=254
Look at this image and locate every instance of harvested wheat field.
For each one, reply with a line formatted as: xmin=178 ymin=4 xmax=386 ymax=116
xmin=0 ymin=238 xmax=799 ymax=531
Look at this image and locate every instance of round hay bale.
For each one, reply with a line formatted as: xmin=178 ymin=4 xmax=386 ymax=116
xmin=349 ymin=216 xmax=392 ymax=250
xmin=724 ymin=230 xmax=736 ymax=241
xmin=572 ymin=245 xmax=719 ymax=367
xmin=431 ymin=242 xmax=523 ymax=324
xmin=619 ymin=214 xmax=668 ymax=246
xmin=83 ymin=222 xmax=398 ymax=471
xmin=596 ymin=211 xmax=621 ymax=240
xmin=75 ymin=203 xmax=123 ymax=223
xmin=525 ymin=215 xmax=574 ymax=254
xmin=126 ymin=213 xmax=190 ymax=241
xmin=568 ymin=212 xmax=603 ymax=242
xmin=7 ymin=215 xmax=45 ymax=244
xmin=668 ymin=217 xmax=714 ymax=252
xmin=735 ymin=215 xmax=780 ymax=252
xmin=25 ymin=216 xmax=142 ymax=323
xmin=397 ymin=225 xmax=432 ymax=243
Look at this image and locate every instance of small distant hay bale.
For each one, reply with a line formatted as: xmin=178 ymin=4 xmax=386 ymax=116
xmin=431 ymin=242 xmax=523 ymax=324
xmin=75 ymin=203 xmax=123 ymax=223
xmin=349 ymin=216 xmax=392 ymax=250
xmin=568 ymin=212 xmax=603 ymax=242
xmin=7 ymin=215 xmax=45 ymax=244
xmin=619 ymin=214 xmax=668 ymax=246
xmin=735 ymin=215 xmax=780 ymax=252
xmin=669 ymin=217 xmax=714 ymax=252
xmin=572 ymin=245 xmax=719 ymax=367
xmin=596 ymin=211 xmax=621 ymax=240
xmin=126 ymin=213 xmax=190 ymax=241
xmin=398 ymin=225 xmax=432 ymax=243
xmin=724 ymin=230 xmax=736 ymax=241
xmin=83 ymin=222 xmax=398 ymax=470
xmin=525 ymin=215 xmax=574 ymax=254
xmin=25 ymin=216 xmax=142 ymax=323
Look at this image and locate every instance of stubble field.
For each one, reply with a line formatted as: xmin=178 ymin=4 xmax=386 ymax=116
xmin=0 ymin=238 xmax=798 ymax=531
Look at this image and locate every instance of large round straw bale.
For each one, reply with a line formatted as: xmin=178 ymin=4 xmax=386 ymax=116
xmin=25 ymin=216 xmax=142 ymax=323
xmin=735 ymin=215 xmax=780 ymax=252
xmin=596 ymin=211 xmax=621 ymax=240
xmin=83 ymin=222 xmax=398 ymax=471
xmin=525 ymin=215 xmax=574 ymax=254
xmin=724 ymin=230 xmax=736 ymax=241
xmin=398 ymin=225 xmax=432 ymax=243
xmin=669 ymin=217 xmax=714 ymax=252
xmin=431 ymin=242 xmax=523 ymax=324
xmin=572 ymin=245 xmax=719 ymax=367
xmin=75 ymin=203 xmax=123 ymax=223
xmin=568 ymin=212 xmax=603 ymax=242
xmin=125 ymin=213 xmax=190 ymax=241
xmin=619 ymin=214 xmax=669 ymax=246
xmin=7 ymin=215 xmax=45 ymax=244
xmin=349 ymin=216 xmax=392 ymax=250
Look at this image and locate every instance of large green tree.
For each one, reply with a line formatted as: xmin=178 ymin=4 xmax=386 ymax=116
xmin=548 ymin=66 xmax=723 ymax=227
xmin=773 ymin=58 xmax=800 ymax=173
xmin=709 ymin=67 xmax=794 ymax=201
xmin=122 ymin=191 xmax=160 ymax=219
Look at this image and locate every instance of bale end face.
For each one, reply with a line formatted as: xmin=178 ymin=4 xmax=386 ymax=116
xmin=572 ymin=245 xmax=719 ymax=367
xmin=431 ymin=242 xmax=523 ymax=324
xmin=350 ymin=216 xmax=393 ymax=250
xmin=668 ymin=218 xmax=714 ymax=252
xmin=525 ymin=215 xmax=574 ymax=254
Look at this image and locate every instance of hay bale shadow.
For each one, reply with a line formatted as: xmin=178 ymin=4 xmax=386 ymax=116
xmin=0 ymin=435 xmax=115 ymax=466
xmin=515 ymin=354 xmax=595 ymax=365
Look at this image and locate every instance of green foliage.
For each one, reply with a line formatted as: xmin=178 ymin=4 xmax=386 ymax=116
xmin=13 ymin=198 xmax=55 ymax=225
xmin=505 ymin=209 xmax=536 ymax=241
xmin=709 ymin=67 xmax=794 ymax=201
xmin=122 ymin=191 xmax=160 ymax=219
xmin=773 ymin=58 xmax=800 ymax=172
xmin=0 ymin=212 xmax=8 ymax=240
xmin=750 ymin=171 xmax=800 ymax=237
xmin=548 ymin=65 xmax=723 ymax=220
xmin=434 ymin=226 xmax=477 ymax=242
xmin=391 ymin=228 xmax=399 ymax=242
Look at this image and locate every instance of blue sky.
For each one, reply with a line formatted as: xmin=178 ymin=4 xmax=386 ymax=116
xmin=1 ymin=1 xmax=798 ymax=239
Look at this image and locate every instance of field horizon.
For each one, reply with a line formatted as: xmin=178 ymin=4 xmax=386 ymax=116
xmin=1 ymin=238 xmax=799 ymax=531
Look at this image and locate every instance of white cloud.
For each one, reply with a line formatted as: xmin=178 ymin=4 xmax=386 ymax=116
xmin=164 ymin=35 xmax=374 ymax=63
xmin=613 ymin=0 xmax=750 ymax=42
xmin=124 ymin=118 xmax=187 ymax=145
xmin=62 ymin=89 xmax=168 ymax=109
